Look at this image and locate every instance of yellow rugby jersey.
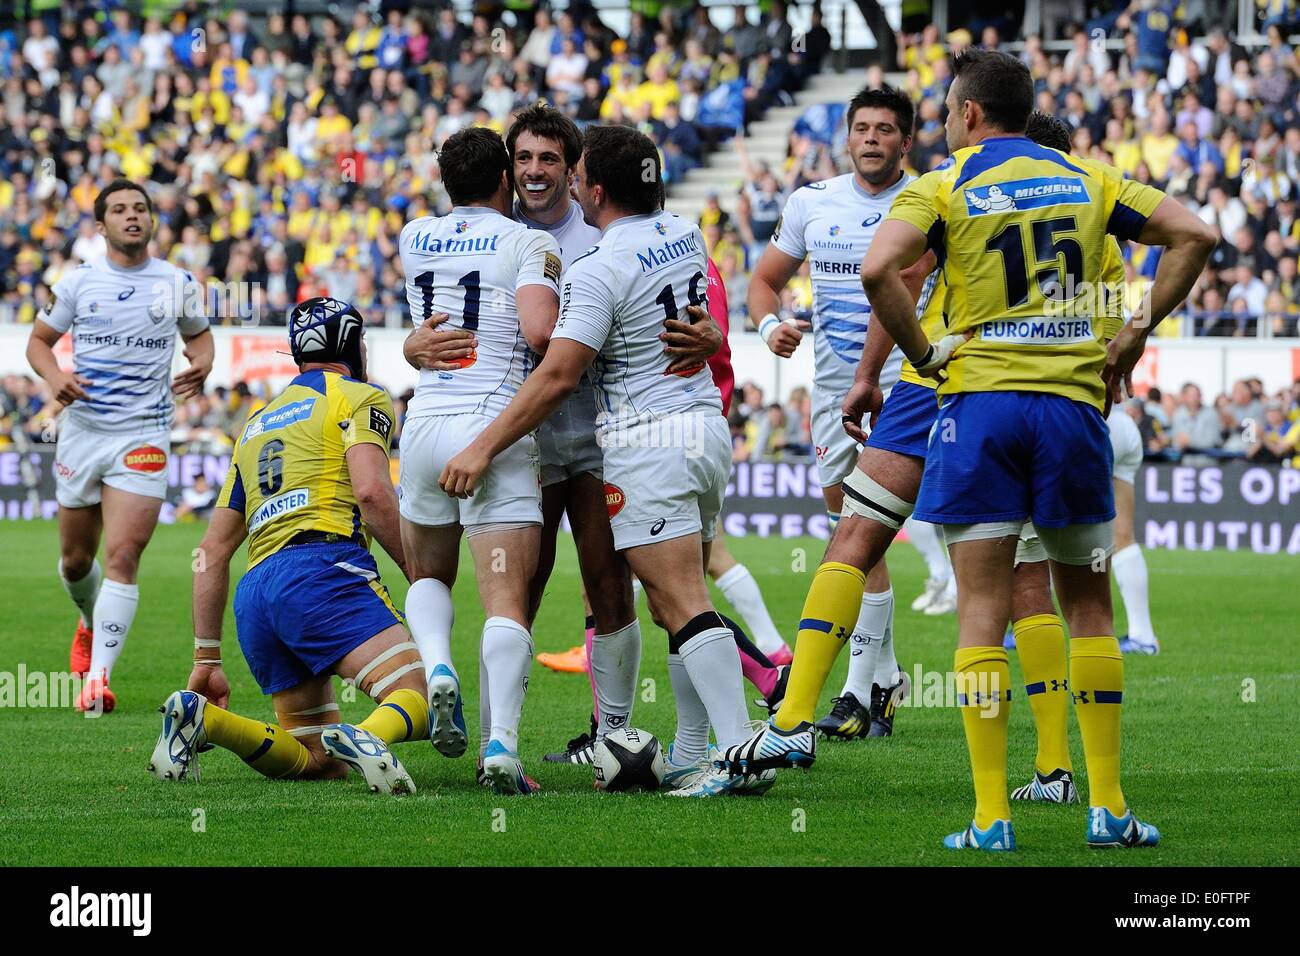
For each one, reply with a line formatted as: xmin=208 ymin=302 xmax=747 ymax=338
xmin=216 ymin=370 xmax=396 ymax=569
xmin=1101 ymin=237 xmax=1126 ymax=342
xmin=886 ymin=136 xmax=1166 ymax=410
xmin=898 ymin=267 xmax=948 ymax=389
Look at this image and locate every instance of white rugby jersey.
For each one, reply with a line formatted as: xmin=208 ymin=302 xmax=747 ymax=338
xmin=771 ymin=172 xmax=910 ymax=397
xmin=42 ymin=256 xmax=209 ymax=433
xmin=552 ymin=211 xmax=722 ymax=429
xmin=401 ymin=205 xmax=561 ymax=418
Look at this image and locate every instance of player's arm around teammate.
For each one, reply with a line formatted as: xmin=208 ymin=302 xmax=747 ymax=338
xmin=403 ymin=305 xmax=721 ymax=374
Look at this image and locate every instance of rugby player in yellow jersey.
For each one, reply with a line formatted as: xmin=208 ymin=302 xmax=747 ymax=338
xmin=720 ymin=111 xmax=1107 ymax=808
xmin=148 ymin=298 xmax=431 ymax=795
xmin=862 ymin=50 xmax=1215 ymax=850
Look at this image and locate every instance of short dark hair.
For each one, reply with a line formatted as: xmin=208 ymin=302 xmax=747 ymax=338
xmin=952 ymin=49 xmax=1033 ymax=134
xmin=94 ymin=179 xmax=152 ymax=222
xmin=581 ymin=124 xmax=661 ymax=215
xmin=506 ymin=102 xmax=583 ymax=168
xmin=846 ymin=84 xmax=915 ymax=138
xmin=1024 ymin=110 xmax=1072 ymax=152
xmin=438 ymin=126 xmax=510 ymax=206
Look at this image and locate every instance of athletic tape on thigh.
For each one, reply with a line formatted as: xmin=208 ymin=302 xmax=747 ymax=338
xmin=840 ymin=470 xmax=915 ymax=531
xmin=1014 ymin=522 xmax=1048 ymax=566
xmin=465 ymin=521 xmax=538 ymax=537
xmin=941 ymin=521 xmax=1024 ymax=546
xmin=1037 ymin=521 xmax=1115 ymax=566
xmin=353 ymin=640 xmax=420 ymax=690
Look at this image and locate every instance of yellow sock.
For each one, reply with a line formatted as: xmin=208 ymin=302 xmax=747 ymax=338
xmin=357 ymin=687 xmax=429 ymax=745
xmin=955 ymin=646 xmax=1012 ymax=829
xmin=1070 ymin=636 xmax=1126 ymax=815
xmin=203 ymin=704 xmax=311 ymax=780
xmin=774 ymin=561 xmax=866 ymax=730
xmin=1013 ymin=613 xmax=1072 ymax=775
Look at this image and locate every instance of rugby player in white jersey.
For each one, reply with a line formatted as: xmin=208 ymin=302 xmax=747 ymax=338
xmin=395 ymin=127 xmax=562 ymax=795
xmin=745 ymin=87 xmax=943 ymax=739
xmin=26 ymin=179 xmax=213 ymax=714
xmin=441 ymin=124 xmax=774 ymax=797
xmin=404 ymin=104 xmax=724 ymax=765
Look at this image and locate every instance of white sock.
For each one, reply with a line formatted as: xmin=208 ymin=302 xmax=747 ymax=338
xmin=59 ymin=558 xmax=102 ymax=627
xmin=667 ymin=652 xmax=709 ymax=765
xmin=90 ymin=579 xmax=138 ymax=683
xmin=591 ymin=618 xmax=641 ymax=741
xmin=841 ymin=589 xmax=893 ymax=703
xmin=481 ymin=616 xmax=533 ymax=752
xmin=1112 ymin=543 xmax=1156 ymax=644
xmin=405 ymin=577 xmax=456 ymax=682
xmin=714 ymin=563 xmax=787 ymax=655
xmin=679 ymin=624 xmax=750 ymax=750
xmin=904 ymin=517 xmax=951 ymax=582
xmin=872 ymin=594 xmax=899 ymax=687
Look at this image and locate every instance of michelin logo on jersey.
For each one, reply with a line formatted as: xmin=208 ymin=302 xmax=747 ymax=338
xmin=243 ymin=398 xmax=317 ymax=441
xmin=964 ymin=176 xmax=1090 ymax=215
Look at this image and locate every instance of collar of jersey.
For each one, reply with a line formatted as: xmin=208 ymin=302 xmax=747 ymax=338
xmin=103 ymin=256 xmax=154 ymax=274
xmin=450 ymin=205 xmax=502 ymax=218
xmin=849 ymin=170 xmax=908 ymax=202
xmin=602 ymin=211 xmax=662 ymax=235
xmin=515 ymin=199 xmax=580 ymax=234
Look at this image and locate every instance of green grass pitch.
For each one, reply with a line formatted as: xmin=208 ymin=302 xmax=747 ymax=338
xmin=1 ymin=521 xmax=1296 ymax=866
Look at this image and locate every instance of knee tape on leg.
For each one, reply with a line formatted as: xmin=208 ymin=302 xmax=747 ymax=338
xmin=668 ymin=610 xmax=725 ymax=654
xmin=1038 ymin=521 xmax=1115 ymax=566
xmin=841 ymin=470 xmax=915 ymax=531
xmin=354 ymin=641 xmax=424 ymax=699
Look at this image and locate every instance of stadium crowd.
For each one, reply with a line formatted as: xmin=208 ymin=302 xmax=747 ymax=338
xmin=2 ymin=2 xmax=1300 ymax=465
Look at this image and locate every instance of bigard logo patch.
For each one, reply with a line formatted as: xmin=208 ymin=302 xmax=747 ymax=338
xmin=123 ymin=446 xmax=166 ymax=473
xmin=604 ymin=482 xmax=626 ymax=518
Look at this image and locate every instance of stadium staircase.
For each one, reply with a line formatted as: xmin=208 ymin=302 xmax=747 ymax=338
xmin=664 ymin=69 xmax=897 ymax=219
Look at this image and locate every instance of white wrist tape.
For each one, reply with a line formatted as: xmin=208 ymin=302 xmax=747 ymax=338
xmin=194 ymin=638 xmax=222 ymax=649
xmin=912 ymin=333 xmax=967 ymax=373
xmin=758 ymin=313 xmax=795 ymax=345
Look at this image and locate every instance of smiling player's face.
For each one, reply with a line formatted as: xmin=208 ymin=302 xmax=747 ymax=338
xmin=99 ymin=190 xmax=154 ymax=255
xmin=513 ymin=131 xmax=571 ymax=219
xmin=847 ymin=106 xmax=908 ymax=186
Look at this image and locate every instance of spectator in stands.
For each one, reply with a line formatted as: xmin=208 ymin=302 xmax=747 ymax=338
xmin=753 ymin=403 xmax=789 ymax=462
xmin=174 ymin=474 xmax=218 ymax=522
xmin=1248 ymin=401 xmax=1300 ymax=465
xmin=1171 ymin=382 xmax=1224 ymax=464
xmin=1130 ymin=394 xmax=1167 ymax=455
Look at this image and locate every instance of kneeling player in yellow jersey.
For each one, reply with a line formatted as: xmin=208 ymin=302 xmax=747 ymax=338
xmin=148 ymin=298 xmax=429 ymax=795
xmin=862 ymin=51 xmax=1215 ymax=850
